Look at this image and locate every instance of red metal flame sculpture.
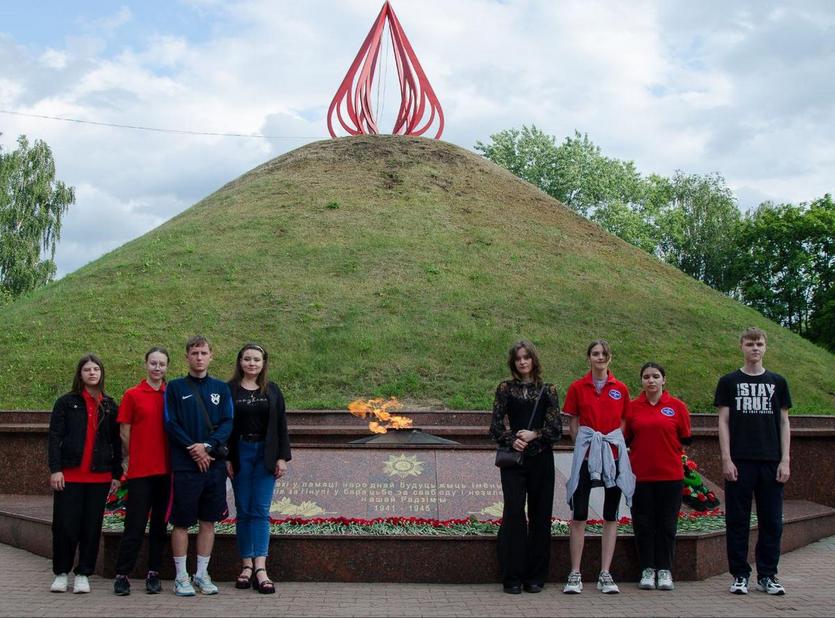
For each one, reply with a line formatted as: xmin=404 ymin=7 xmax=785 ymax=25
xmin=327 ymin=1 xmax=444 ymax=140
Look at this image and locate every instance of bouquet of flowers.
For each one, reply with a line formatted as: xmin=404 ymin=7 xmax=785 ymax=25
xmin=682 ymin=454 xmax=720 ymax=511
xmin=105 ymin=474 xmax=128 ymax=511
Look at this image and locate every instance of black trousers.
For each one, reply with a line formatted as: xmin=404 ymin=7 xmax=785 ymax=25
xmin=52 ymin=481 xmax=111 ymax=575
xmin=115 ymin=474 xmax=171 ymax=576
xmin=631 ymin=480 xmax=682 ymax=571
xmin=498 ymin=449 xmax=555 ymax=587
xmin=725 ymin=460 xmax=783 ymax=580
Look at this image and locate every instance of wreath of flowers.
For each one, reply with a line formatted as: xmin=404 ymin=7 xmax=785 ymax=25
xmin=105 ymin=474 xmax=128 ymax=510
xmin=682 ymin=454 xmax=720 ymax=511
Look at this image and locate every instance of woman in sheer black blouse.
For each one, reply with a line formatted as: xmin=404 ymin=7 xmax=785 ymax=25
xmin=489 ymin=340 xmax=562 ymax=594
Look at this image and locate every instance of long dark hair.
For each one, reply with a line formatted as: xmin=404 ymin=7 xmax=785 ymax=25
xmin=71 ymin=354 xmax=105 ymax=395
xmin=230 ymin=343 xmax=269 ymax=394
xmin=507 ymin=340 xmax=542 ymax=383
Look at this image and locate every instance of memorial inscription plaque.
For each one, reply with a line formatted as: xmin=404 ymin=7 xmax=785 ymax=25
xmin=225 ymin=449 xmax=623 ymax=521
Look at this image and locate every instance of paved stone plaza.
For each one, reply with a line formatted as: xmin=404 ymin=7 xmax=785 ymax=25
xmin=1 ymin=535 xmax=832 ymax=617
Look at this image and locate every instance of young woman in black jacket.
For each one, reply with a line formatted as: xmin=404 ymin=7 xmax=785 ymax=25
xmin=47 ymin=354 xmax=121 ymax=593
xmin=226 ymin=343 xmax=291 ymax=594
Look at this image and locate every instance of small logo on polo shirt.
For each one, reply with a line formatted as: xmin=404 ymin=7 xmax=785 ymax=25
xmin=210 ymin=393 xmax=220 ymax=405
xmin=661 ymin=407 xmax=675 ymax=417
xmin=608 ymin=390 xmax=622 ymax=401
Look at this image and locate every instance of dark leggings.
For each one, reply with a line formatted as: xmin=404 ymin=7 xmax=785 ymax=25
xmin=571 ymin=460 xmax=622 ymax=521
xmin=115 ymin=474 xmax=171 ymax=575
xmin=631 ymin=480 xmax=683 ymax=570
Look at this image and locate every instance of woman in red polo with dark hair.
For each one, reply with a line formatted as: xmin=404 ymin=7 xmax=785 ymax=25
xmin=624 ymin=362 xmax=691 ymax=592
xmin=562 ymin=339 xmax=633 ymax=595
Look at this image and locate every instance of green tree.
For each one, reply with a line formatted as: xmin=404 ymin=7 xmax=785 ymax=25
xmin=738 ymin=195 xmax=834 ymax=348
xmin=0 ymin=135 xmax=75 ymax=300
xmin=806 ymin=195 xmax=835 ymax=349
xmin=475 ymin=126 xmax=666 ymax=256
xmin=655 ymin=171 xmax=741 ymax=293
xmin=475 ymin=127 xmax=647 ymax=219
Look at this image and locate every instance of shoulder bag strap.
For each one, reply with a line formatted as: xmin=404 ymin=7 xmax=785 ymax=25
xmin=526 ymin=385 xmax=547 ymax=431
xmin=184 ymin=379 xmax=215 ymax=434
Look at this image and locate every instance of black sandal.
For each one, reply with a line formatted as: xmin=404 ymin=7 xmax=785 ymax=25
xmin=235 ymin=565 xmax=253 ymax=589
xmin=252 ymin=568 xmax=275 ymax=594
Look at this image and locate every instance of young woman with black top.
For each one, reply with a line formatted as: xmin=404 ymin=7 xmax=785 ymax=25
xmin=623 ymin=362 xmax=692 ymax=591
xmin=226 ymin=343 xmax=291 ymax=594
xmin=48 ymin=354 xmax=122 ymax=593
xmin=489 ymin=340 xmax=562 ymax=594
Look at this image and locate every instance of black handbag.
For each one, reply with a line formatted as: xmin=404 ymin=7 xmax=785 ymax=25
xmin=185 ymin=380 xmax=229 ymax=459
xmin=494 ymin=385 xmax=546 ymax=468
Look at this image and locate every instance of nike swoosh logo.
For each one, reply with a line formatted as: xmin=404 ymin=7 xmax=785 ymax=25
xmin=181 ymin=394 xmax=193 ymax=400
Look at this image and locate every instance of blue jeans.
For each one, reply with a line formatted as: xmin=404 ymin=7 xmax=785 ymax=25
xmin=232 ymin=440 xmax=276 ymax=558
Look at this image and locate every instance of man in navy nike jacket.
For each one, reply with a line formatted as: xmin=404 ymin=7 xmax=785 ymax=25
xmin=164 ymin=335 xmax=233 ymax=596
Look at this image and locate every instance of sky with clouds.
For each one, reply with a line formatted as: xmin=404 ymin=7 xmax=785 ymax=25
xmin=1 ymin=0 xmax=833 ymax=277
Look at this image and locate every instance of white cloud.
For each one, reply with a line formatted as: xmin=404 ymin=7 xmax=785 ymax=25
xmin=39 ymin=48 xmax=68 ymax=70
xmin=86 ymin=6 xmax=134 ymax=34
xmin=53 ymin=183 xmax=177 ymax=276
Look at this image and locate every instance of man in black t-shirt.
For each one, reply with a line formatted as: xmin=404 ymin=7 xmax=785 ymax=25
xmin=715 ymin=327 xmax=791 ymax=597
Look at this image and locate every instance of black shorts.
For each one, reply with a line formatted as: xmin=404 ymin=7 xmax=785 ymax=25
xmin=170 ymin=465 xmax=228 ymax=528
xmin=570 ymin=459 xmax=622 ymax=522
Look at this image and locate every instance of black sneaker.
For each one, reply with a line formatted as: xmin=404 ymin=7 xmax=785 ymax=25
xmin=756 ymin=576 xmax=785 ymax=595
xmin=113 ymin=575 xmax=130 ymax=596
xmin=729 ymin=575 xmax=748 ymax=595
xmin=145 ymin=571 xmax=162 ymax=594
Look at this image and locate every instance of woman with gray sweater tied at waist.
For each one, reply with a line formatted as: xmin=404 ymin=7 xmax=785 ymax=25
xmin=562 ymin=339 xmax=635 ymax=595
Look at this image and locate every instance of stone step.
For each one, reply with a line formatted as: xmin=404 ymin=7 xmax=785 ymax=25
xmin=2 ymin=493 xmax=833 ymax=582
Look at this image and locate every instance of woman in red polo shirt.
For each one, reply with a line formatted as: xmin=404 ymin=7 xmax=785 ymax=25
xmin=47 ymin=354 xmax=122 ymax=594
xmin=623 ymin=362 xmax=691 ymax=592
xmin=112 ymin=347 xmax=171 ymax=596
xmin=562 ymin=339 xmax=631 ymax=595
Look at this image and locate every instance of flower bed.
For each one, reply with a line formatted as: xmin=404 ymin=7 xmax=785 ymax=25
xmin=102 ymin=509 xmax=730 ymax=536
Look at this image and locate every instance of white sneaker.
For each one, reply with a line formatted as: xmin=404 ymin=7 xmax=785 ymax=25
xmin=563 ymin=570 xmax=583 ymax=594
xmin=756 ymin=576 xmax=785 ymax=595
xmin=50 ymin=573 xmax=68 ymax=593
xmin=174 ymin=576 xmax=196 ymax=596
xmin=192 ymin=573 xmax=218 ymax=595
xmin=73 ymin=574 xmax=90 ymax=594
xmin=656 ymin=569 xmax=674 ymax=590
xmin=729 ymin=576 xmax=749 ymax=595
xmin=638 ymin=568 xmax=656 ymax=590
xmin=597 ymin=571 xmax=620 ymax=594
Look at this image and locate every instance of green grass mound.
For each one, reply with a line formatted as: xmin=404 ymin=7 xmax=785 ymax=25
xmin=2 ymin=136 xmax=833 ymax=412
